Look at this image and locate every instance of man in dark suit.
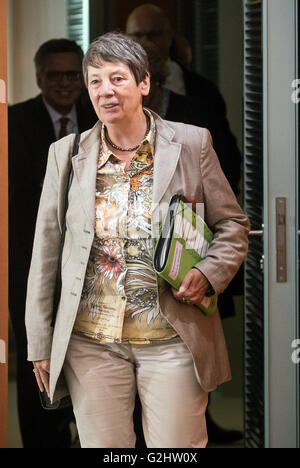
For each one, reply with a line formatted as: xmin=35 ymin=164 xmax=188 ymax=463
xmin=126 ymin=3 xmax=241 ymax=198
xmin=127 ymin=6 xmax=229 ymax=116
xmin=9 ymin=38 xmax=97 ymax=448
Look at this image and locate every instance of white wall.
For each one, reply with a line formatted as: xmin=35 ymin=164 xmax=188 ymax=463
xmin=7 ymin=0 xmax=67 ymax=105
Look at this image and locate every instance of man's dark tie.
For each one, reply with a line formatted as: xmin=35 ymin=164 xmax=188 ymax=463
xmin=58 ymin=117 xmax=69 ymax=139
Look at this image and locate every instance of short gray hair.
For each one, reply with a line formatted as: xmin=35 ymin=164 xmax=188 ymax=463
xmin=82 ymin=32 xmax=150 ymax=86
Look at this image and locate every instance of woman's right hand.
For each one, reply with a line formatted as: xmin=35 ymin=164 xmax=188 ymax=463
xmin=33 ymin=359 xmax=50 ymax=397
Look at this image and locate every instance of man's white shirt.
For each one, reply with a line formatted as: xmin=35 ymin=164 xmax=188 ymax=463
xmin=43 ymin=97 xmax=79 ymax=139
xmin=164 ymin=59 xmax=187 ymax=96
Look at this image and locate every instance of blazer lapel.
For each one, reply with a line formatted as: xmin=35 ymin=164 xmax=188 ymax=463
xmin=72 ymin=122 xmax=101 ymax=228
xmin=152 ymin=115 xmax=182 ymax=211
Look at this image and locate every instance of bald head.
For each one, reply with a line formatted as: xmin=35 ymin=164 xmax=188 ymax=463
xmin=126 ymin=4 xmax=173 ymax=60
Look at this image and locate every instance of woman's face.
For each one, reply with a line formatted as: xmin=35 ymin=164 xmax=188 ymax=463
xmin=87 ymin=60 xmax=150 ymax=126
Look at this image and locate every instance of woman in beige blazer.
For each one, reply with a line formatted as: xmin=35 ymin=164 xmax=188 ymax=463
xmin=25 ymin=32 xmax=250 ymax=448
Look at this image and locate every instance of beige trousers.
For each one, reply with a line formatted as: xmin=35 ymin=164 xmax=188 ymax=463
xmin=63 ymin=332 xmax=208 ymax=448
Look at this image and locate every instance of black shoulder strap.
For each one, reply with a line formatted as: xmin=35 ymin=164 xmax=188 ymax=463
xmin=67 ymin=133 xmax=80 ymax=193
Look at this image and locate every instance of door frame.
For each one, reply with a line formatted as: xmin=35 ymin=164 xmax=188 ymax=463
xmin=263 ymin=0 xmax=299 ymax=448
xmin=0 ymin=0 xmax=8 ymax=450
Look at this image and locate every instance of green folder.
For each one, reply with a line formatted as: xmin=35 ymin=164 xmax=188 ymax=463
xmin=154 ymin=195 xmax=218 ymax=316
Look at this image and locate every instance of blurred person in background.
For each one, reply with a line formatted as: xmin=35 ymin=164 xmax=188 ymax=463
xmin=126 ymin=4 xmax=230 ymax=116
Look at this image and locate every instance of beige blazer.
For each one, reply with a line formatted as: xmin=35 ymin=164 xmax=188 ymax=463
xmin=25 ymin=112 xmax=250 ymax=402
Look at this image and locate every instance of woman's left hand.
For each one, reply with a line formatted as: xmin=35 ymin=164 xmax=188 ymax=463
xmin=33 ymin=359 xmax=50 ymax=397
xmin=172 ymin=269 xmax=210 ymax=305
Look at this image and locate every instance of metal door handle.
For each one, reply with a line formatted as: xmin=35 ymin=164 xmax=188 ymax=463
xmin=248 ymin=225 xmax=264 ymax=272
xmin=249 ymin=225 xmax=300 ymax=281
xmin=249 ymin=224 xmax=264 ymax=237
xmin=249 ymin=230 xmax=264 ymax=236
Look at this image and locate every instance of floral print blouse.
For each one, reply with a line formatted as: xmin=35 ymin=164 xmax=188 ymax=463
xmin=73 ymin=110 xmax=177 ymax=344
